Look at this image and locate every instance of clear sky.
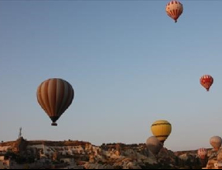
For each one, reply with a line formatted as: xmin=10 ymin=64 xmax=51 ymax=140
xmin=0 ymin=0 xmax=222 ymax=151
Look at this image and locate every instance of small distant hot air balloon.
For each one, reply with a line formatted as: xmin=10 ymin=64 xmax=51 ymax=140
xmin=146 ymin=136 xmax=163 ymax=155
xmin=210 ymin=136 xmax=222 ymax=151
xmin=151 ymin=120 xmax=172 ymax=144
xmin=200 ymin=75 xmax=214 ymax=92
xmin=198 ymin=148 xmax=207 ymax=160
xmin=37 ymin=78 xmax=74 ymax=126
xmin=166 ymin=0 xmax=183 ymax=23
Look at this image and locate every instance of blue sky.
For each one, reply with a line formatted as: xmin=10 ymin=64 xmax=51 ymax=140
xmin=0 ymin=0 xmax=222 ymax=151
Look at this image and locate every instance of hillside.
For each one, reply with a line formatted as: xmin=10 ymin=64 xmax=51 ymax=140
xmin=0 ymin=138 xmax=218 ymax=169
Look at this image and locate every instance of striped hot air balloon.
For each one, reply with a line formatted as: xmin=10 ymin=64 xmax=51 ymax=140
xmin=166 ymin=0 xmax=183 ymax=23
xmin=151 ymin=120 xmax=172 ymax=144
xmin=200 ymin=75 xmax=214 ymax=92
xmin=37 ymin=78 xmax=74 ymax=126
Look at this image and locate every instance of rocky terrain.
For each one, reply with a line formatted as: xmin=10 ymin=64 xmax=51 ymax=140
xmin=0 ymin=137 xmax=219 ymax=169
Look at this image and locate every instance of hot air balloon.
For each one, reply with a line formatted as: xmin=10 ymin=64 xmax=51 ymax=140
xmin=151 ymin=120 xmax=172 ymax=144
xmin=210 ymin=136 xmax=222 ymax=151
xmin=146 ymin=136 xmax=163 ymax=155
xmin=198 ymin=148 xmax=207 ymax=160
xmin=166 ymin=0 xmax=183 ymax=23
xmin=200 ymin=75 xmax=214 ymax=92
xmin=37 ymin=78 xmax=74 ymax=126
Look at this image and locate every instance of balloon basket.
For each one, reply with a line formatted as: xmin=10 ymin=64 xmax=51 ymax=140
xmin=51 ymin=123 xmax=58 ymax=126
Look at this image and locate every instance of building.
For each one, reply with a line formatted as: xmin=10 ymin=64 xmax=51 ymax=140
xmin=0 ymin=154 xmax=14 ymax=169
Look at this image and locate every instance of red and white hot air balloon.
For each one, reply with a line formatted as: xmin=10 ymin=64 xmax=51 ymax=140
xmin=198 ymin=148 xmax=207 ymax=160
xmin=166 ymin=0 xmax=183 ymax=23
xmin=200 ymin=75 xmax=214 ymax=92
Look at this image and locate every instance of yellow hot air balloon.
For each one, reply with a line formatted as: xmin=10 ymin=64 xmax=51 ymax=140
xmin=151 ymin=120 xmax=172 ymax=144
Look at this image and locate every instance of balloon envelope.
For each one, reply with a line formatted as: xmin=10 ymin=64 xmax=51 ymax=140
xmin=146 ymin=136 xmax=163 ymax=155
xmin=198 ymin=148 xmax=207 ymax=160
xmin=37 ymin=78 xmax=74 ymax=126
xmin=200 ymin=75 xmax=214 ymax=91
xmin=151 ymin=120 xmax=172 ymax=144
xmin=166 ymin=0 xmax=183 ymax=23
xmin=210 ymin=136 xmax=222 ymax=151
